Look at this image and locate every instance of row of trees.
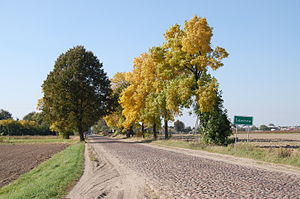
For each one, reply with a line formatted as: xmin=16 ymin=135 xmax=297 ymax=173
xmin=238 ymin=124 xmax=278 ymax=131
xmin=17 ymin=16 xmax=232 ymax=144
xmin=102 ymin=16 xmax=231 ymax=144
xmin=0 ymin=111 xmax=55 ymax=136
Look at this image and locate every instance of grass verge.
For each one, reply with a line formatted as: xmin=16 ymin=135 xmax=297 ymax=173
xmin=0 ymin=136 xmax=77 ymax=144
xmin=153 ymin=140 xmax=300 ymax=168
xmin=0 ymin=142 xmax=85 ymax=199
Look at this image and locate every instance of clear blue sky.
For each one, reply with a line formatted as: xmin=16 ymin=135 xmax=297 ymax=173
xmin=1 ymin=0 xmax=299 ymax=127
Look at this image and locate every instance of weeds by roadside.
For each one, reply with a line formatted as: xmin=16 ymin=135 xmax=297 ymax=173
xmin=152 ymin=139 xmax=300 ymax=168
xmin=88 ymin=147 xmax=98 ymax=162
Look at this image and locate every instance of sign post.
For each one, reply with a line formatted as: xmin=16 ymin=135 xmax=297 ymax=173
xmin=234 ymin=116 xmax=253 ymax=143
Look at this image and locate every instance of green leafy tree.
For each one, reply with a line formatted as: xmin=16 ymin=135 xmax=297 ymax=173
xmin=0 ymin=109 xmax=12 ymax=120
xmin=41 ymin=46 xmax=112 ymax=141
xmin=250 ymin=125 xmax=259 ymax=131
xmin=174 ymin=120 xmax=185 ymax=133
xmin=197 ymin=91 xmax=231 ymax=145
xmin=23 ymin=111 xmax=52 ymax=134
xmin=0 ymin=119 xmax=54 ymax=136
xmin=23 ymin=112 xmax=35 ymax=121
xmin=23 ymin=112 xmax=45 ymax=125
xmin=260 ymin=125 xmax=270 ymax=131
xmin=92 ymin=118 xmax=110 ymax=134
xmin=184 ymin=126 xmax=192 ymax=133
xmin=103 ymin=72 xmax=129 ymax=133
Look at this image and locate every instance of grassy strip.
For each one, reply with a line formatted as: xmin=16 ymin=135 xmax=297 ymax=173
xmin=0 ymin=136 xmax=77 ymax=144
xmin=153 ymin=140 xmax=300 ymax=167
xmin=0 ymin=142 xmax=85 ymax=199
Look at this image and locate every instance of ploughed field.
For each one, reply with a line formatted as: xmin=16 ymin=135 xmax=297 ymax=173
xmin=171 ymin=132 xmax=300 ymax=141
xmin=171 ymin=133 xmax=300 ymax=149
xmin=0 ymin=143 xmax=68 ymax=187
xmin=95 ymin=136 xmax=300 ymax=199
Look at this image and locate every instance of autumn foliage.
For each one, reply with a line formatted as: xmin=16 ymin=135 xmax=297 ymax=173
xmin=0 ymin=120 xmax=54 ymax=136
xmin=103 ymin=16 xmax=229 ymax=140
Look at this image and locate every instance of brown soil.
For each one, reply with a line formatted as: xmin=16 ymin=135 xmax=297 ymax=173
xmin=0 ymin=143 xmax=68 ymax=187
xmin=172 ymin=133 xmax=300 ymax=149
xmin=235 ymin=133 xmax=300 ymax=141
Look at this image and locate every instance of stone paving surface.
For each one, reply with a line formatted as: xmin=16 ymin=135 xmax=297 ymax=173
xmin=92 ymin=136 xmax=300 ymax=199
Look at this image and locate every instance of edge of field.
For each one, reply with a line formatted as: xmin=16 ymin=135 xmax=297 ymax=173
xmin=118 ymin=135 xmax=300 ymax=170
xmin=0 ymin=141 xmax=85 ymax=199
xmin=0 ymin=136 xmax=78 ymax=144
xmin=151 ymin=139 xmax=300 ymax=169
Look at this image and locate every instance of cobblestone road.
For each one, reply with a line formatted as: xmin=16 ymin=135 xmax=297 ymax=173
xmin=91 ymin=136 xmax=300 ymax=199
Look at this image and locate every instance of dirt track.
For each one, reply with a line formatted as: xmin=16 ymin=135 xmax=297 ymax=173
xmin=67 ymin=139 xmax=145 ymax=199
xmin=0 ymin=143 xmax=68 ymax=187
xmin=70 ymin=136 xmax=300 ymax=199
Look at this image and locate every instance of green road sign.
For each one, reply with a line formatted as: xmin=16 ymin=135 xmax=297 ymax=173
xmin=234 ymin=116 xmax=253 ymax=125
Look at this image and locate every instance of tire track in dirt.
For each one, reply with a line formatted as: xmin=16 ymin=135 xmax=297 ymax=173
xmin=67 ymin=139 xmax=145 ymax=199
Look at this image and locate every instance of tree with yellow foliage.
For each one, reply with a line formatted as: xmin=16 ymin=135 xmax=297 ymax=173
xmin=103 ymin=72 xmax=129 ymax=132
xmin=120 ymin=53 xmax=160 ymax=138
xmin=120 ymin=16 xmax=229 ymax=142
xmin=121 ymin=49 xmax=183 ymax=139
xmin=148 ymin=47 xmax=184 ymax=139
xmin=161 ymin=15 xmax=228 ymax=113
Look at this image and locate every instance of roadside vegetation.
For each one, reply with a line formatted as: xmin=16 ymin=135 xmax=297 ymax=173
xmin=152 ymin=139 xmax=300 ymax=168
xmin=92 ymin=16 xmax=231 ymax=146
xmin=2 ymin=16 xmax=232 ymax=145
xmin=0 ymin=111 xmax=56 ymax=136
xmin=0 ymin=142 xmax=85 ymax=199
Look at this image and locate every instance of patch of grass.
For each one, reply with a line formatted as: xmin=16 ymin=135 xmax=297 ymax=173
xmin=152 ymin=140 xmax=300 ymax=168
xmin=88 ymin=147 xmax=98 ymax=162
xmin=0 ymin=136 xmax=77 ymax=144
xmin=141 ymin=139 xmax=154 ymax=143
xmin=276 ymin=148 xmax=292 ymax=158
xmin=0 ymin=142 xmax=85 ymax=199
xmin=154 ymin=139 xmax=207 ymax=150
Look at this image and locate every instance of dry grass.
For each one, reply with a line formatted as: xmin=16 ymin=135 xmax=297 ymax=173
xmin=0 ymin=136 xmax=78 ymax=144
xmin=153 ymin=139 xmax=300 ymax=167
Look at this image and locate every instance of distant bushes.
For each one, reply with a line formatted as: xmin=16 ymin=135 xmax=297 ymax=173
xmin=0 ymin=120 xmax=56 ymax=136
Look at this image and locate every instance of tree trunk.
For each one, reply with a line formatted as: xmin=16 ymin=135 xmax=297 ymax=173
xmin=129 ymin=126 xmax=134 ymax=137
xmin=153 ymin=123 xmax=157 ymax=140
xmin=141 ymin=123 xmax=145 ymax=138
xmin=60 ymin=132 xmax=70 ymax=139
xmin=164 ymin=119 xmax=168 ymax=139
xmin=78 ymin=125 xmax=85 ymax=141
xmin=79 ymin=131 xmax=84 ymax=141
